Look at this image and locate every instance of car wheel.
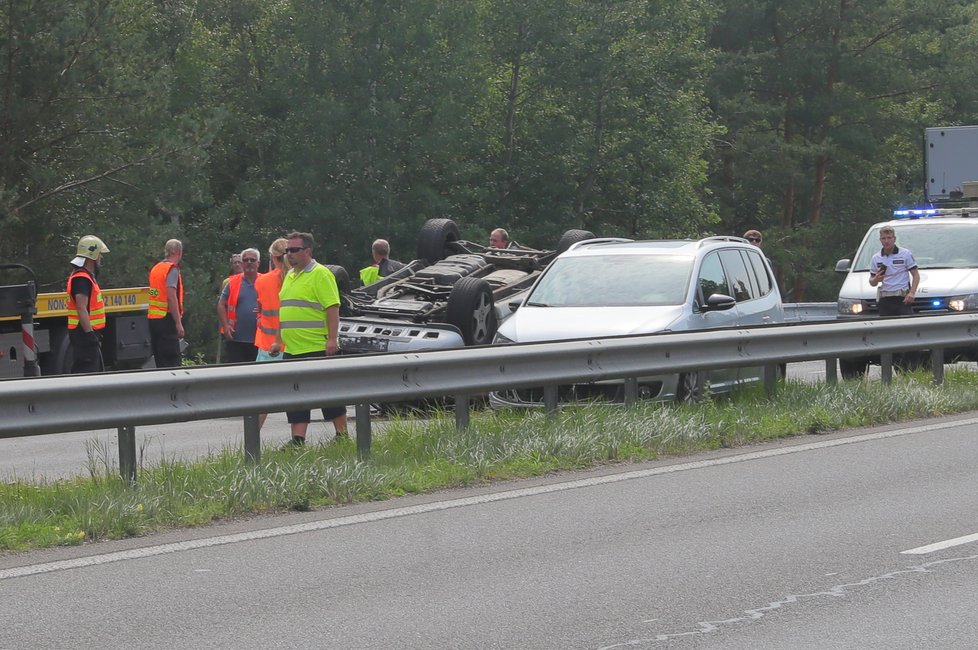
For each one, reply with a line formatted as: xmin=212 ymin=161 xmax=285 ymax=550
xmin=676 ymin=371 xmax=705 ymax=403
xmin=446 ymin=277 xmax=498 ymax=345
xmin=416 ymin=218 xmax=461 ymax=264
xmin=556 ymin=229 xmax=596 ymax=254
xmin=839 ymin=357 xmax=869 ymax=380
xmin=895 ymin=350 xmax=930 ymax=373
xmin=324 ymin=265 xmax=351 ymax=294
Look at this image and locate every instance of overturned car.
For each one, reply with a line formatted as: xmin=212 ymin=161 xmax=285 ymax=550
xmin=335 ymin=219 xmax=594 ymax=354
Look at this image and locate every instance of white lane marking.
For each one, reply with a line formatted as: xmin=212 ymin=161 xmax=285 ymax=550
xmin=901 ymin=532 xmax=978 ymax=555
xmin=598 ymin=553 xmax=978 ymax=648
xmin=3 ymin=416 xmax=976 ymax=582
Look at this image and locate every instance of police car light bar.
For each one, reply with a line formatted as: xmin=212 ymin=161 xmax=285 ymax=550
xmin=893 ymin=208 xmax=938 ymax=218
xmin=892 ymin=207 xmax=978 ymax=219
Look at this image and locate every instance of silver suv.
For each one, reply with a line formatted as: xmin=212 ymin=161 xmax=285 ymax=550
xmin=490 ymin=236 xmax=784 ymax=406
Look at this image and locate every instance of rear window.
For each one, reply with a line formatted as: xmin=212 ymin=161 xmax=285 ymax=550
xmin=852 ymin=223 xmax=978 ymax=271
xmin=528 ymin=254 xmax=693 ymax=306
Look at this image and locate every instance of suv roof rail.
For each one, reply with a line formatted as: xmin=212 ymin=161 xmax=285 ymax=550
xmin=699 ymin=236 xmax=749 ymax=246
xmin=567 ymin=237 xmax=635 ymax=251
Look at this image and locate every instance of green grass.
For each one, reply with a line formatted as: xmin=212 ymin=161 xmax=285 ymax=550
xmin=4 ymin=369 xmax=978 ymax=553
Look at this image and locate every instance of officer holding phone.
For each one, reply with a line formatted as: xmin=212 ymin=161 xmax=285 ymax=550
xmin=869 ymin=226 xmax=919 ymax=316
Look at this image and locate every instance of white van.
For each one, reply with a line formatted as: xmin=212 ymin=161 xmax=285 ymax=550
xmin=834 ymin=207 xmax=978 ymax=377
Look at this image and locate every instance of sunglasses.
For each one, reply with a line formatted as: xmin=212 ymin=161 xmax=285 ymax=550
xmin=242 ymin=257 xmax=258 ymax=263
xmin=285 ymin=246 xmax=308 ymax=253
xmin=747 ymin=237 xmax=762 ymax=243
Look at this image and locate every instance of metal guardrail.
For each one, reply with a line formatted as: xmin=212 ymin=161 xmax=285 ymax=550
xmin=2 ymin=313 xmax=977 ymax=480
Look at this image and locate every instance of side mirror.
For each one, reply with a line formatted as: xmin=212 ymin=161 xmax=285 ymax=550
xmin=835 ymin=258 xmax=851 ymax=273
xmin=704 ymin=293 xmax=737 ymax=311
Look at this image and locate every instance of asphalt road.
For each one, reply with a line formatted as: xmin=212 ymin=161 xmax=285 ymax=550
xmin=3 ymin=413 xmax=978 ymax=648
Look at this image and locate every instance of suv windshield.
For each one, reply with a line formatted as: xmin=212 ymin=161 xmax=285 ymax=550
xmin=527 ymin=254 xmax=693 ymax=306
xmin=852 ymin=223 xmax=978 ymax=271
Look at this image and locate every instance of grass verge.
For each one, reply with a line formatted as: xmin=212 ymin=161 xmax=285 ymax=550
xmin=4 ymin=369 xmax=978 ymax=553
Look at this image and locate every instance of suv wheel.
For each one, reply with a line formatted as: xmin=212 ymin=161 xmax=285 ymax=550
xmin=446 ymin=277 xmax=497 ymax=345
xmin=556 ymin=229 xmax=596 ymax=254
xmin=839 ymin=358 xmax=869 ymax=380
xmin=677 ymin=371 xmax=706 ymax=403
xmin=325 ymin=265 xmax=351 ymax=294
xmin=417 ymin=218 xmax=461 ymax=264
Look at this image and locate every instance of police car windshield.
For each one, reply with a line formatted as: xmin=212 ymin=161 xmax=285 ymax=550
xmin=852 ymin=223 xmax=978 ymax=271
xmin=527 ymin=254 xmax=693 ymax=307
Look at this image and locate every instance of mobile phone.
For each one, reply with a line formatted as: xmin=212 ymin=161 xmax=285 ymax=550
xmin=876 ymin=264 xmax=887 ymax=274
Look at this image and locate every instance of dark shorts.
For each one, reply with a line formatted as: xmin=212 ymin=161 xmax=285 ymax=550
xmin=877 ymin=296 xmax=912 ymax=317
xmin=69 ymin=328 xmax=103 ymax=374
xmin=149 ymin=317 xmax=182 ymax=368
xmin=282 ymin=350 xmax=347 ymax=423
xmin=224 ymin=340 xmax=259 ymax=364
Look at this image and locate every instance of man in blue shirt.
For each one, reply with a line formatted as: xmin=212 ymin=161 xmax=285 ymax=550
xmin=217 ymin=247 xmax=263 ymax=362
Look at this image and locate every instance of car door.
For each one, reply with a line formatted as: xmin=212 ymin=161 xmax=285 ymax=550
xmin=687 ymin=251 xmax=740 ymax=391
xmin=719 ymin=248 xmax=781 ymax=387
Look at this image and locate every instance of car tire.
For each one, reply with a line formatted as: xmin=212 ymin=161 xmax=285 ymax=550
xmin=50 ymin=329 xmax=72 ymax=375
xmin=417 ymin=218 xmax=461 ymax=264
xmin=446 ymin=276 xmax=497 ymax=345
xmin=325 ymin=265 xmax=351 ymax=294
xmin=676 ymin=371 xmax=705 ymax=403
xmin=556 ymin=229 xmax=596 ymax=254
xmin=839 ymin=357 xmax=869 ymax=380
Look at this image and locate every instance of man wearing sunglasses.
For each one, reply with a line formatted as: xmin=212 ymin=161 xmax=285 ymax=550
xmin=217 ymin=247 xmax=263 ymax=363
xmin=743 ymin=229 xmax=763 ymax=247
xmin=276 ymin=232 xmax=348 ymax=446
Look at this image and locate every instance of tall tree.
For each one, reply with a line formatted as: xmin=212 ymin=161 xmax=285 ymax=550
xmin=709 ymin=0 xmax=978 ymax=299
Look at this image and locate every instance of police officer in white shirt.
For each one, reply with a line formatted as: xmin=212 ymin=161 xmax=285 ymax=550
xmin=868 ymin=226 xmax=920 ymax=316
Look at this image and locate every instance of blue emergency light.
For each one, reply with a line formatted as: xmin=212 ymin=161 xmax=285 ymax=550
xmin=893 ymin=208 xmax=938 ymax=219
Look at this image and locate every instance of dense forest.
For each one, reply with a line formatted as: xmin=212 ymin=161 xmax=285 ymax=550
xmin=2 ymin=0 xmax=977 ymax=358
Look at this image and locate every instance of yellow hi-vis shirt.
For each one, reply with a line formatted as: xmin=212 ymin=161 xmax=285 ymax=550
xmin=278 ymin=261 xmax=340 ymax=355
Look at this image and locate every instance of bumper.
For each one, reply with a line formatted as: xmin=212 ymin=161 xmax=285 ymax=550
xmin=488 ymin=375 xmax=680 ymax=409
xmin=338 ymin=317 xmax=465 ymax=354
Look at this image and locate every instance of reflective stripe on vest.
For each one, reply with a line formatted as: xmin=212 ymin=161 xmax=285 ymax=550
xmin=148 ymin=261 xmax=183 ymax=319
xmin=66 ymin=269 xmax=106 ymax=330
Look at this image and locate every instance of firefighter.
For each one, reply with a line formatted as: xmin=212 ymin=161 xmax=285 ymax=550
xmin=67 ymin=235 xmax=109 ymax=373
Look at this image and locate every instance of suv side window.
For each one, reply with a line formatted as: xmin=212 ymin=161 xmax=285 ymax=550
xmin=697 ymin=252 xmax=731 ymax=308
xmin=745 ymin=250 xmax=772 ymax=297
xmin=719 ymin=249 xmax=754 ymax=302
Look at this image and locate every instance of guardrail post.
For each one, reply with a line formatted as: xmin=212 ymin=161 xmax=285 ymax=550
xmin=881 ymin=352 xmax=894 ymax=384
xmin=623 ymin=378 xmax=638 ymax=407
xmin=763 ymin=364 xmax=778 ymax=397
xmin=243 ymin=414 xmax=260 ymax=463
xmin=118 ymin=425 xmax=136 ymax=485
xmin=931 ymin=347 xmax=945 ymax=385
xmin=455 ymin=394 xmax=470 ymax=430
xmin=825 ymin=358 xmax=838 ymax=384
xmin=543 ymin=384 xmax=559 ymax=415
xmin=355 ymin=403 xmax=371 ymax=459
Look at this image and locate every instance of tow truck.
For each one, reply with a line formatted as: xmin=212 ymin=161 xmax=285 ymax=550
xmin=0 ymin=264 xmax=153 ymax=378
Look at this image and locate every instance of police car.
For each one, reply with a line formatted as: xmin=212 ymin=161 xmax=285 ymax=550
xmin=834 ymin=206 xmax=978 ymax=377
